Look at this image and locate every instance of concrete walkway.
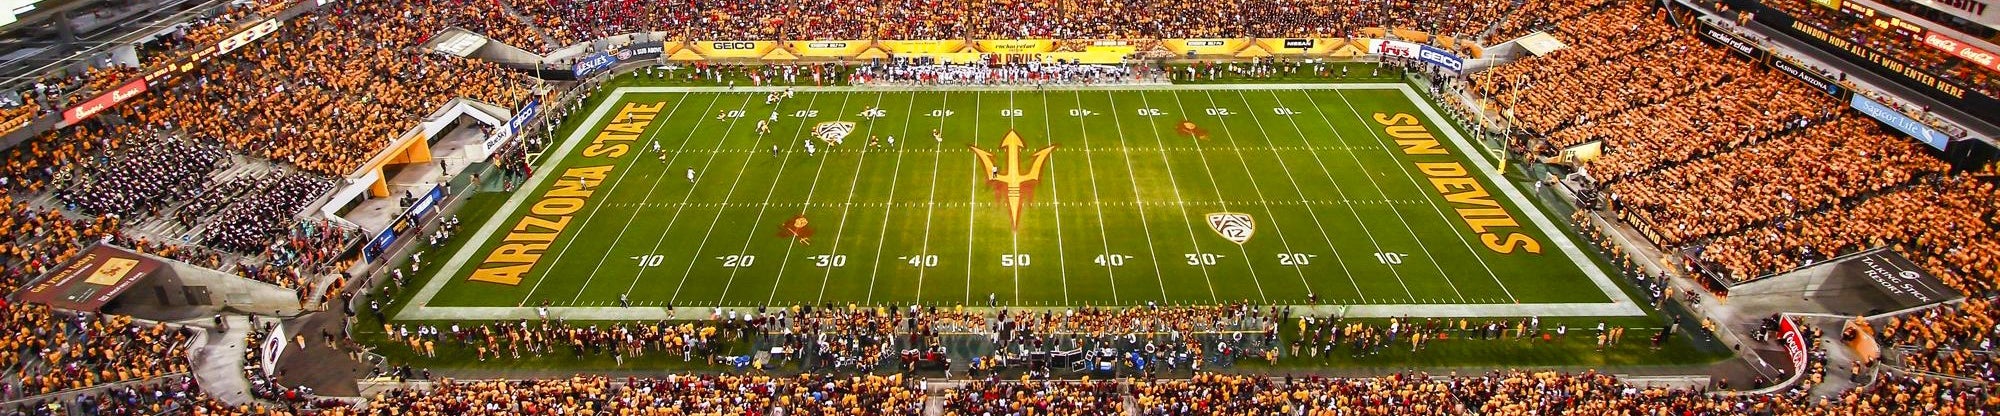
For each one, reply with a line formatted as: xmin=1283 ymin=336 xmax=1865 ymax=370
xmin=187 ymin=315 xmax=254 ymax=406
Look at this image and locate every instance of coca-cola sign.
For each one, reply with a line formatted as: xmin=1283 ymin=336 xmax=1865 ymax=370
xmin=1922 ymin=32 xmax=2000 ymax=73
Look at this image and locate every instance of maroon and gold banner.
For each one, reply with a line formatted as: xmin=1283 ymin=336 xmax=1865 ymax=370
xmin=62 ymin=79 xmax=147 ymax=125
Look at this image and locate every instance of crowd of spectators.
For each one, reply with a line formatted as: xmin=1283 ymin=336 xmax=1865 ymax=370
xmin=54 ymin=133 xmax=229 ymax=218
xmin=1763 ymin=0 xmax=2000 ymax=99
xmin=941 ymin=379 xmax=1123 ymax=416
xmin=0 ymin=303 xmax=193 ymax=399
xmin=1604 ymin=117 xmax=1948 ymax=246
xmin=1876 ymin=297 xmax=1999 ymax=382
xmin=359 ymin=374 xmax=921 ymax=415
xmin=1697 ymin=176 xmax=2000 ymax=292
xmin=201 ymin=173 xmax=333 ymax=254
xmin=502 ymin=0 xmax=1513 ymax=48
xmin=1472 ymin=1 xmax=1737 ymax=137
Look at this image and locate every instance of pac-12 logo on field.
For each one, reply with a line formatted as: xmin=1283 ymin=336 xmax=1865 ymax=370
xmin=812 ymin=121 xmax=855 ymax=145
xmin=1206 ymin=212 xmax=1254 ymax=244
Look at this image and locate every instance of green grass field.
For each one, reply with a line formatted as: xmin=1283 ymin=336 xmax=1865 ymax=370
xmin=398 ymin=83 xmax=1632 ymax=319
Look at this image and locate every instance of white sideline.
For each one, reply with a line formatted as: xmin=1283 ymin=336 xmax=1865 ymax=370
xmin=398 ymin=84 xmax=1643 ymax=321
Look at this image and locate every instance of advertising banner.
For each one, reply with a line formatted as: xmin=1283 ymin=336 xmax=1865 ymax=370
xmin=787 ymin=40 xmax=872 ymax=57
xmin=1160 ymin=39 xmax=1251 ymax=55
xmin=975 ymin=39 xmax=1056 ymax=54
xmin=1250 ymin=38 xmax=1335 ymax=55
xmin=363 ymin=184 xmax=446 ymax=261
xmin=1778 ymin=317 xmax=1807 ymax=373
xmin=1695 ymin=21 xmax=1763 ymax=60
xmin=610 ymin=41 xmax=667 ymax=63
xmin=484 ymin=99 xmax=539 ymax=152
xmin=1768 ymin=57 xmax=1846 ymax=97
xmin=61 ymin=79 xmax=146 ymax=125
xmin=571 ymin=53 xmax=615 ymax=78
xmin=879 ymin=40 xmax=968 ymax=54
xmin=688 ymin=41 xmax=778 ymax=58
xmin=1828 ymin=248 xmax=1958 ymax=306
xmin=1920 ymin=32 xmax=2000 ymax=74
xmin=1417 ymin=45 xmax=1464 ymax=72
xmin=259 ymin=322 xmax=286 ymax=376
xmin=215 ymin=18 xmax=282 ymax=56
xmin=1850 ymin=94 xmax=1951 ymax=150
xmin=1756 ymin=9 xmax=2000 ymax=121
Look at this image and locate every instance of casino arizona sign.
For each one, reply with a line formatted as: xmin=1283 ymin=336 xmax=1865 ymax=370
xmin=467 ymin=101 xmax=664 ymax=285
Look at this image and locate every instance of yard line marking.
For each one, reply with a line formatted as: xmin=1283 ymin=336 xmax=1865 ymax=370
xmin=1194 ymin=89 xmax=1322 ymax=296
xmin=1328 ymin=89 xmax=1516 ymax=303
xmin=863 ymin=93 xmax=920 ymax=304
xmin=914 ymin=91 xmax=951 ymax=303
xmin=649 ymin=92 xmax=825 ymax=302
xmin=1158 ymin=90 xmax=1266 ymax=302
xmin=742 ymin=92 xmax=859 ymax=305
xmin=964 ymin=93 xmax=980 ymax=305
xmin=520 ymin=92 xmax=702 ymax=305
xmin=1071 ymin=90 xmax=1146 ymax=303
xmin=1296 ymin=90 xmax=1463 ymax=301
xmin=586 ymin=93 xmax=756 ymax=304
xmin=1034 ymin=91 xmax=1073 ymax=305
xmin=1109 ymin=90 xmax=1212 ymax=301
xmin=1241 ymin=90 xmax=1366 ymax=301
xmin=809 ymin=92 xmax=889 ymax=304
xmin=1259 ymin=91 xmax=1418 ymax=299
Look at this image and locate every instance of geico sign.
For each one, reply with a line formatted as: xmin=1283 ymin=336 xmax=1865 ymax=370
xmin=710 ymin=42 xmax=760 ymax=50
xmin=1419 ymin=49 xmax=1461 ymax=71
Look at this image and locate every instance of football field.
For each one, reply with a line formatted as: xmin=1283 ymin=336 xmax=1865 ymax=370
xmin=400 ymin=83 xmax=1639 ymax=320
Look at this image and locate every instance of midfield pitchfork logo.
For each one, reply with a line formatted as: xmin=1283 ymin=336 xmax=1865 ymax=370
xmin=969 ymin=130 xmax=1057 ymax=230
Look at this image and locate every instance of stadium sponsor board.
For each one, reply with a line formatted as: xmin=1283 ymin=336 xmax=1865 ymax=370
xmin=787 ymin=40 xmax=872 ymax=57
xmin=467 ymin=101 xmax=664 ymax=285
xmin=1161 ymin=39 xmax=1250 ymax=55
xmin=20 ymin=245 xmax=161 ymax=312
xmin=364 ymin=184 xmax=447 ymax=261
xmin=1372 ymin=112 xmax=1540 ymax=254
xmin=1920 ymin=31 xmax=2000 ymax=73
xmin=1849 ymin=94 xmax=1951 ymax=150
xmin=610 ymin=41 xmax=667 ymax=62
xmin=216 ymin=18 xmax=283 ymax=56
xmin=1767 ymin=57 xmax=1845 ymax=97
xmin=1417 ymin=45 xmax=1463 ymax=72
xmin=1694 ymin=21 xmax=1762 ymax=60
xmin=1367 ymin=40 xmax=1465 ymax=72
xmin=259 ymin=322 xmax=287 ymax=376
xmin=1831 ymin=249 xmax=1957 ymax=305
xmin=61 ymin=79 xmax=146 ymax=125
xmin=1249 ymin=38 xmax=1337 ymax=55
xmin=572 ymin=53 xmax=616 ymax=78
xmin=1755 ymin=9 xmax=2000 ymax=121
xmin=1778 ymin=317 xmax=1807 ymax=372
xmin=690 ymin=41 xmax=778 ymax=58
xmin=976 ymin=39 xmax=1056 ymax=54
xmin=486 ymin=98 xmax=541 ymax=152
xmin=879 ymin=40 xmax=968 ymax=54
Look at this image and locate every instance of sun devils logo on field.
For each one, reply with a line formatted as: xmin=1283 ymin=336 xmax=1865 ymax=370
xmin=812 ymin=121 xmax=855 ymax=145
xmin=1207 ymin=212 xmax=1254 ymax=244
xmin=969 ymin=130 xmax=1056 ymax=231
xmin=777 ymin=214 xmax=815 ymax=245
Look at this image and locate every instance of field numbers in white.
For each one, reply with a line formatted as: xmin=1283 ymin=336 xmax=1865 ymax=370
xmin=724 ymin=110 xmax=746 ymax=118
xmin=632 ymin=254 xmax=665 ymax=267
xmin=1185 ymin=253 xmax=1222 ymax=266
xmin=810 ymin=254 xmax=848 ymax=267
xmin=1001 ymin=254 xmax=1031 ymax=267
xmin=1000 ymin=109 xmax=1023 ymax=117
xmin=1374 ymin=252 xmax=1408 ymax=265
xmin=1093 ymin=254 xmax=1131 ymax=267
xmin=1277 ymin=252 xmax=1314 ymax=266
xmin=1273 ymin=107 xmax=1299 ymax=116
xmin=793 ymin=110 xmax=819 ymax=118
xmin=1136 ymin=108 xmax=1164 ymax=117
xmin=1069 ymin=109 xmax=1096 ymax=117
xmin=903 ymin=255 xmax=940 ymax=268
xmin=1205 ymin=108 xmax=1233 ymax=116
xmin=928 ymin=109 xmax=955 ymax=117
xmin=718 ymin=255 xmax=756 ymax=268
